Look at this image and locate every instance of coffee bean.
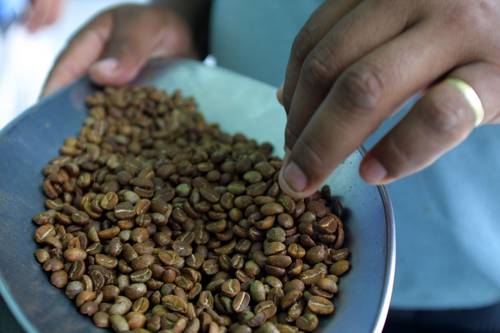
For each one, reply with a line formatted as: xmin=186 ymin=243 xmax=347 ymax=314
xmin=296 ymin=312 xmax=319 ymax=331
xmin=50 ymin=270 xmax=68 ymax=288
xmin=330 ymin=260 xmax=350 ymax=276
xmin=305 ymin=245 xmax=326 ymax=264
xmin=281 ymin=290 xmax=303 ymax=309
xmin=260 ymin=203 xmax=284 ymax=216
xmin=232 ymin=291 xmax=250 ymax=313
xmin=110 ymin=314 xmax=129 ymax=332
xmin=250 ymin=280 xmax=266 ymax=302
xmin=221 ymin=279 xmax=241 ymax=297
xmin=33 ymin=86 xmax=352 ymax=332
xmin=64 ymin=248 xmax=87 ymax=262
xmin=162 ymin=295 xmax=188 ymax=313
xmin=93 ymin=311 xmax=109 ymax=328
xmin=307 ymin=295 xmax=335 ymax=315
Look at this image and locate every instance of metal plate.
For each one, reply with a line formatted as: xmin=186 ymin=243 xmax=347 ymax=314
xmin=0 ymin=59 xmax=395 ymax=333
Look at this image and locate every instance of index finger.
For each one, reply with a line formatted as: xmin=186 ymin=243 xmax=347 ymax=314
xmin=42 ymin=12 xmax=111 ymax=97
xmin=279 ymin=22 xmax=465 ymax=197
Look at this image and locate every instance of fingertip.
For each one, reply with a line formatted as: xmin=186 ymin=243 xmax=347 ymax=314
xmin=359 ymin=155 xmax=388 ymax=185
xmin=276 ymin=84 xmax=284 ymax=105
xmin=278 ymin=160 xmax=317 ymax=199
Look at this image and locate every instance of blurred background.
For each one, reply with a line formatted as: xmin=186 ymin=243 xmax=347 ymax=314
xmin=0 ymin=0 xmax=147 ymax=130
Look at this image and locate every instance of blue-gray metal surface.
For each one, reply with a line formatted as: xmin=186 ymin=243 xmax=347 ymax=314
xmin=0 ymin=59 xmax=395 ymax=333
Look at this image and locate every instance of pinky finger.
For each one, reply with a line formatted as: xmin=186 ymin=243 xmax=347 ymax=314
xmin=360 ymin=62 xmax=500 ymax=184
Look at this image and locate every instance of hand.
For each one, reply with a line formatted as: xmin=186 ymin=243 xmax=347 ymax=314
xmin=24 ymin=0 xmax=65 ymax=32
xmin=278 ymin=0 xmax=500 ymax=197
xmin=42 ymin=4 xmax=195 ymax=96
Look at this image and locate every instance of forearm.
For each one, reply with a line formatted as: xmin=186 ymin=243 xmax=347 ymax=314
xmin=153 ymin=0 xmax=212 ymax=56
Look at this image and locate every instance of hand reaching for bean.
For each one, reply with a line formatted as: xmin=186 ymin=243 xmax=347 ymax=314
xmin=278 ymin=0 xmax=500 ymax=197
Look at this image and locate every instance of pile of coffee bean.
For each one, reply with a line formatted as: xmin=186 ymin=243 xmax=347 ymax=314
xmin=32 ymin=86 xmax=350 ymax=333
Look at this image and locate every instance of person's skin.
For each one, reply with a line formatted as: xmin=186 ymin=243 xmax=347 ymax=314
xmin=24 ymin=0 xmax=65 ymax=32
xmin=277 ymin=0 xmax=500 ymax=198
xmin=42 ymin=1 xmax=210 ymax=96
xmin=43 ymin=1 xmax=500 ymax=199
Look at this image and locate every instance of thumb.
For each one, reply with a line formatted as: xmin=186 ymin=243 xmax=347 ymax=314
xmin=89 ymin=7 xmax=193 ymax=85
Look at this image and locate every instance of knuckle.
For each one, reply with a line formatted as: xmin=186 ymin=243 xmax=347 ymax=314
xmin=422 ymin=98 xmax=469 ymax=139
xmin=301 ymin=47 xmax=338 ymax=85
xmin=302 ymin=52 xmax=335 ymax=87
xmin=446 ymin=1 xmax=490 ymax=30
xmin=291 ymin=27 xmax=315 ymax=66
xmin=334 ymin=63 xmax=384 ymax=113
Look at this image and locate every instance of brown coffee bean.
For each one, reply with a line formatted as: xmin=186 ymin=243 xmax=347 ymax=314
xmin=125 ymin=311 xmax=147 ymax=329
xmin=80 ymin=301 xmax=98 ymax=316
xmin=263 ymin=241 xmax=286 ymax=255
xmin=76 ymin=290 xmax=96 ymax=307
xmin=64 ymin=248 xmax=87 ymax=262
xmin=280 ymin=290 xmax=303 ymax=309
xmin=221 ymin=279 xmax=241 ymax=298
xmin=284 ymin=279 xmax=305 ymax=293
xmin=95 ymin=253 xmax=118 ymax=269
xmin=162 ymin=295 xmax=187 ymax=314
xmin=260 ymin=203 xmax=284 ymax=216
xmin=255 ymin=300 xmax=277 ymax=319
xmin=232 ymin=291 xmax=250 ymax=313
xmin=50 ymin=270 xmax=68 ymax=288
xmin=287 ymin=243 xmax=306 ymax=259
xmin=65 ymin=281 xmax=84 ymax=299
xmin=110 ymin=314 xmax=129 ymax=332
xmin=132 ymin=297 xmax=150 ymax=313
xmin=109 ymin=296 xmax=132 ymax=316
xmin=34 ymin=224 xmax=55 ymax=243
xmin=101 ymin=192 xmax=119 ymax=210
xmin=307 ymin=295 xmax=335 ymax=315
xmin=266 ymin=227 xmax=286 ymax=242
xmin=124 ymin=283 xmax=147 ymax=300
xmin=316 ymin=214 xmax=339 ymax=234
xmin=300 ymin=268 xmax=325 ymax=285
xmin=305 ymin=245 xmax=327 ymax=264
xmin=330 ymin=259 xmax=350 ymax=276
xmin=243 ymin=170 xmax=262 ymax=184
xmin=131 ymin=254 xmax=154 ymax=270
xmin=93 ymin=311 xmax=110 ymax=328
xmin=296 ymin=312 xmax=319 ymax=331
xmin=102 ymin=285 xmax=120 ymax=301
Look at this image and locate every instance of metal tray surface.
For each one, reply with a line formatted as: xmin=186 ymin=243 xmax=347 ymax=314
xmin=0 ymin=59 xmax=395 ymax=333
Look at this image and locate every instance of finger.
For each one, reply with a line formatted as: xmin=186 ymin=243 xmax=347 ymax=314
xmin=25 ymin=0 xmax=53 ymax=32
xmin=281 ymin=0 xmax=361 ymax=111
xmin=42 ymin=13 xmax=112 ymax=96
xmin=284 ymin=0 xmax=415 ymax=151
xmin=45 ymin=0 xmax=65 ymax=26
xmin=88 ymin=7 xmax=192 ymax=85
xmin=279 ymin=21 xmax=467 ymax=198
xmin=360 ymin=62 xmax=500 ymax=184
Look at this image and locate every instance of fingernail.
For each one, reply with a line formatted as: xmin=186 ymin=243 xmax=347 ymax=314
xmin=92 ymin=58 xmax=118 ymax=75
xmin=280 ymin=161 xmax=307 ymax=193
xmin=361 ymin=157 xmax=387 ymax=184
xmin=276 ymin=84 xmax=284 ymax=105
